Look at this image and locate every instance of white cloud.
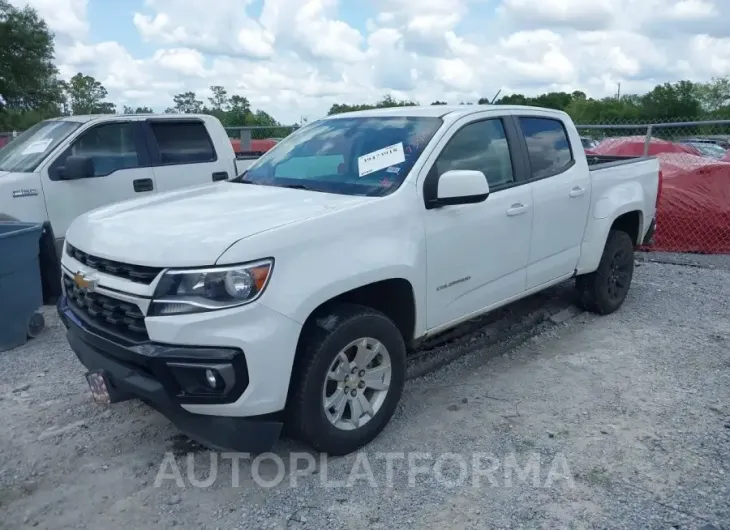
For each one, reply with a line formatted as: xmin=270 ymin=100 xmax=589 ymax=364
xmin=665 ymin=0 xmax=718 ymax=20
xmin=498 ymin=0 xmax=618 ymax=30
xmin=690 ymin=35 xmax=730 ymax=76
xmin=9 ymin=0 xmax=89 ymax=41
xmin=9 ymin=0 xmax=730 ymax=124
xmin=133 ymin=0 xmax=277 ymax=59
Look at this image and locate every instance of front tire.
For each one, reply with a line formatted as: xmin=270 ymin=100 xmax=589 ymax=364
xmin=576 ymin=229 xmax=635 ymax=315
xmin=287 ymin=303 xmax=406 ymax=455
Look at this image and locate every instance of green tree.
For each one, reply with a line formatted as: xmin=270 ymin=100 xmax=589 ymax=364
xmin=64 ymin=73 xmax=116 ymax=114
xmin=694 ymin=77 xmax=730 ymax=114
xmin=172 ymin=91 xmax=203 ymax=113
xmin=250 ymin=109 xmax=285 ymax=138
xmin=0 ymin=0 xmax=64 ymax=128
xmin=493 ymin=94 xmax=529 ymax=105
xmin=563 ymin=97 xmax=642 ymax=124
xmin=639 ymin=81 xmax=701 ymax=121
xmin=531 ymin=92 xmax=574 ymax=110
xmin=123 ymin=105 xmax=153 ymax=114
xmin=225 ymin=94 xmax=251 ymax=126
xmin=327 ymin=95 xmax=417 ymax=115
xmin=208 ymin=86 xmax=230 ymax=112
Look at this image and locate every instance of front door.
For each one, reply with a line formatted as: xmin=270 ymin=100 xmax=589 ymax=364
xmin=422 ymin=116 xmax=533 ymax=330
xmin=42 ymin=121 xmax=156 ymax=237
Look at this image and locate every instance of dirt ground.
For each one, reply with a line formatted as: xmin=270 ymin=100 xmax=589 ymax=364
xmin=1 ymin=253 xmax=729 ymax=530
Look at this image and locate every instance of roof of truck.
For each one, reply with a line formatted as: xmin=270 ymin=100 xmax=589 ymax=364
xmin=323 ymin=104 xmax=567 ymax=120
xmin=47 ymin=113 xmax=214 ymax=123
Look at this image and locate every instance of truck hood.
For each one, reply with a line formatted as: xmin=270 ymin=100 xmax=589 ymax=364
xmin=66 ymin=182 xmax=373 ymax=267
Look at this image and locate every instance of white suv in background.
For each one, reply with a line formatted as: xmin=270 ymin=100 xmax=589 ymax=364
xmin=0 ymin=113 xmax=241 ymax=254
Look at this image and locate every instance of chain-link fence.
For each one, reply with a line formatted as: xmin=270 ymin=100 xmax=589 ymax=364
xmin=225 ymin=125 xmax=298 ymax=142
xmin=576 ymin=119 xmax=730 ymax=254
xmin=224 ymin=125 xmax=298 ymax=154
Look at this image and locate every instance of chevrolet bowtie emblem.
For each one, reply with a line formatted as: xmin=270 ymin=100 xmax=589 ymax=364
xmin=73 ymin=271 xmax=98 ymax=292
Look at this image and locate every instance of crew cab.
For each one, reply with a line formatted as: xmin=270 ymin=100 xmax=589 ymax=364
xmin=0 ymin=113 xmax=242 ymax=254
xmin=57 ymin=105 xmax=660 ymax=456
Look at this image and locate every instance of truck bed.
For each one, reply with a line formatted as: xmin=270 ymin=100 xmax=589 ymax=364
xmin=585 ymin=153 xmax=660 ymax=239
xmin=234 ymin=151 xmax=265 ymax=175
xmin=586 ymin=154 xmax=655 ymax=170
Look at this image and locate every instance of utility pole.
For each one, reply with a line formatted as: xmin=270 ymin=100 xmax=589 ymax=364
xmin=617 ymin=83 xmax=621 ymax=100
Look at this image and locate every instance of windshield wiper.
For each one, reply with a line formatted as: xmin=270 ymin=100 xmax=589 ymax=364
xmin=232 ymin=172 xmax=259 ymax=185
xmin=280 ymin=183 xmax=312 ymax=191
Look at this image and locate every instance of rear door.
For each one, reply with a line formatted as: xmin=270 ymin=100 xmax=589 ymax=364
xmin=143 ymin=118 xmax=232 ymax=192
xmin=511 ymin=114 xmax=591 ymax=290
xmin=42 ymin=120 xmax=156 ymax=236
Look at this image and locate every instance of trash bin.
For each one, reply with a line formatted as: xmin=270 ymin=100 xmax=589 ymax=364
xmin=0 ymin=222 xmax=46 ymax=352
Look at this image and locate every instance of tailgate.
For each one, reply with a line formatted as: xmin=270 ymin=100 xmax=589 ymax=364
xmin=234 ymin=151 xmax=264 ymax=176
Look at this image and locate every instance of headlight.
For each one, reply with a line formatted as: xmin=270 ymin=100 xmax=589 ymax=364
xmin=148 ymin=259 xmax=273 ymax=316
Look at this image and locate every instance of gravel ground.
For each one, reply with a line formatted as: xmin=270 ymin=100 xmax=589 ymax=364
xmin=1 ymin=253 xmax=729 ymax=530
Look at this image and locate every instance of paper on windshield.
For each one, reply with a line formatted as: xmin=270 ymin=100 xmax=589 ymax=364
xmin=358 ymin=142 xmax=405 ymax=177
xmin=21 ymin=139 xmax=53 ymax=155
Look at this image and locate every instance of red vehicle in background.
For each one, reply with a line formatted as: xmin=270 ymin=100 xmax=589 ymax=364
xmin=230 ymin=137 xmax=280 ymax=154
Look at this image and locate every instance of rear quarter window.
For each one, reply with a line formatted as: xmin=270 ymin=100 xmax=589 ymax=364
xmin=518 ymin=117 xmax=574 ymax=179
xmin=149 ymin=121 xmax=217 ymax=165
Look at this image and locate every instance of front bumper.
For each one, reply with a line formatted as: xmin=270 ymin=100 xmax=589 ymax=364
xmin=58 ymin=295 xmax=283 ymax=453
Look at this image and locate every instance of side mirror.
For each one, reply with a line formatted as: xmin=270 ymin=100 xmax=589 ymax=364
xmin=59 ymin=156 xmax=95 ymax=180
xmin=428 ymin=169 xmax=490 ymax=209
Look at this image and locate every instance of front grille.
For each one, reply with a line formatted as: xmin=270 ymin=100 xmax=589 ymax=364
xmin=66 ymin=244 xmax=162 ymax=284
xmin=63 ymin=274 xmax=149 ymax=342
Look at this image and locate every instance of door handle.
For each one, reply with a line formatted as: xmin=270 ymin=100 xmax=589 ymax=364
xmin=212 ymin=171 xmax=229 ymax=182
xmin=133 ymin=178 xmax=154 ymax=192
xmin=569 ymin=186 xmax=586 ymax=198
xmin=506 ymin=203 xmax=529 ymax=216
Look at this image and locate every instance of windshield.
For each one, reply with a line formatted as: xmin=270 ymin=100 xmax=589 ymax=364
xmin=690 ymin=142 xmax=726 ymax=158
xmin=239 ymin=116 xmax=443 ymax=196
xmin=0 ymin=120 xmax=81 ymax=173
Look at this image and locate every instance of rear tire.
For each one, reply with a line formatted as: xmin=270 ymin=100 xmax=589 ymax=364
xmin=576 ymin=229 xmax=635 ymax=315
xmin=287 ymin=303 xmax=406 ymax=455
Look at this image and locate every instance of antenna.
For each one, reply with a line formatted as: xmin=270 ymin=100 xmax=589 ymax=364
xmin=490 ymin=89 xmax=502 ymax=104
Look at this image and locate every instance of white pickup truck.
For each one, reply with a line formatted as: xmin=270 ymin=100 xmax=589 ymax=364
xmin=57 ymin=105 xmax=660 ymax=455
xmin=0 ymin=113 xmax=245 ymax=254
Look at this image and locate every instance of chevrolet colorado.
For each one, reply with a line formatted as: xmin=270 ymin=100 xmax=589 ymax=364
xmin=57 ymin=105 xmax=660 ymax=455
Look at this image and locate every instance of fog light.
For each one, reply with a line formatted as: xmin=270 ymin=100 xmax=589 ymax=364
xmin=205 ymin=369 xmax=219 ymax=388
xmin=167 ymin=361 xmax=237 ymax=399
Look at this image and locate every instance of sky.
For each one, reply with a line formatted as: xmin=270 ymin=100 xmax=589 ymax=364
xmin=9 ymin=0 xmax=730 ymax=124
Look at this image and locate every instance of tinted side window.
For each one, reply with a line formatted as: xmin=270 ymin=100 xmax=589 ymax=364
xmin=149 ymin=121 xmax=216 ymax=165
xmin=518 ymin=117 xmax=573 ymax=179
xmin=435 ymin=119 xmax=514 ymax=188
xmin=67 ymin=122 xmax=139 ymax=177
